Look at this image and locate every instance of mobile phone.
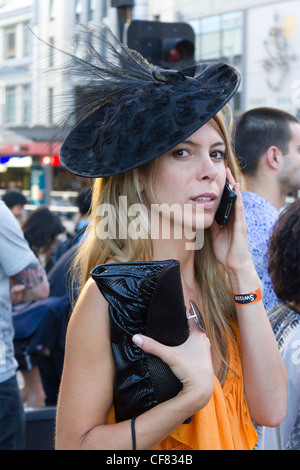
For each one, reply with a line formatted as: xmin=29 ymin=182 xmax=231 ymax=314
xmin=214 ymin=180 xmax=237 ymax=226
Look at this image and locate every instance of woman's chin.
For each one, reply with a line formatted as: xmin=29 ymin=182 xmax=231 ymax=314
xmin=190 ymin=213 xmax=216 ymax=231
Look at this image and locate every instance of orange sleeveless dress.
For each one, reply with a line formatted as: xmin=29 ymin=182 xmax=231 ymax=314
xmin=107 ymin=327 xmax=257 ymax=450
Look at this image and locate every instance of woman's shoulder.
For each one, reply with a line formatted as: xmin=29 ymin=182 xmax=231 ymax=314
xmin=80 ymin=276 xmax=107 ymax=303
xmin=67 ymin=278 xmax=109 ymax=339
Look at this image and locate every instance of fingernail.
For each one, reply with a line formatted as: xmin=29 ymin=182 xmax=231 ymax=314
xmin=132 ymin=335 xmax=143 ymax=346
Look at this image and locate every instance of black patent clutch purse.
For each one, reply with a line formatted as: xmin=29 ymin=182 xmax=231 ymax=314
xmin=90 ymin=259 xmax=189 ymax=423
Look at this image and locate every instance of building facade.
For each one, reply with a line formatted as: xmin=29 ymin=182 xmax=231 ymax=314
xmin=0 ymin=0 xmax=33 ymax=127
xmin=0 ymin=0 xmax=118 ymax=198
xmin=148 ymin=0 xmax=300 ymax=117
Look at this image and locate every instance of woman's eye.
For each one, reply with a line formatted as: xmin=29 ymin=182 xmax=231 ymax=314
xmin=210 ymin=150 xmax=226 ymax=160
xmin=173 ymin=149 xmax=190 ymax=159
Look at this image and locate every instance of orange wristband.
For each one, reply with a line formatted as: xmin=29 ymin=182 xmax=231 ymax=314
xmin=233 ymin=288 xmax=262 ymax=305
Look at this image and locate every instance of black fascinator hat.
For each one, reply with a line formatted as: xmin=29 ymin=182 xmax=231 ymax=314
xmin=59 ymin=25 xmax=240 ymax=178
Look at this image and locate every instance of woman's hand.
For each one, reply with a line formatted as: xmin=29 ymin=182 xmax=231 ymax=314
xmin=210 ymin=168 xmax=253 ymax=273
xmin=132 ymin=315 xmax=215 ymax=414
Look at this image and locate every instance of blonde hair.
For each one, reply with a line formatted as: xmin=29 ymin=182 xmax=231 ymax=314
xmin=72 ymin=104 xmax=239 ymax=384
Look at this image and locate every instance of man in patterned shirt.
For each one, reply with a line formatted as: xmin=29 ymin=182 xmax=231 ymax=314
xmin=234 ymin=107 xmax=300 ymax=311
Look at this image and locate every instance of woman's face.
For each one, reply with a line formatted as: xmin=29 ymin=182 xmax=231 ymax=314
xmin=139 ymin=122 xmax=228 ymax=233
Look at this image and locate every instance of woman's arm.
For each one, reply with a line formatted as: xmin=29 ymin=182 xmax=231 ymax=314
xmin=227 ymin=265 xmax=287 ymax=426
xmin=55 ymin=278 xmax=215 ymax=450
xmin=211 ymin=169 xmax=287 ymax=427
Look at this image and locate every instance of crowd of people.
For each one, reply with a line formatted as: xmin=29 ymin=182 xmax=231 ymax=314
xmin=0 ymin=28 xmax=299 ymax=451
xmin=0 ymin=187 xmax=91 ymax=449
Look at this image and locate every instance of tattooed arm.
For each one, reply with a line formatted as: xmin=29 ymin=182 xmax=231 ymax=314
xmin=10 ymin=259 xmax=50 ymax=303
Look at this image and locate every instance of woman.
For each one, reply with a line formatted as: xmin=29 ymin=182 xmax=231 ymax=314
xmin=255 ymin=198 xmax=300 ymax=450
xmin=14 ymin=207 xmax=65 ymax=407
xmin=55 ymin=26 xmax=287 ymax=450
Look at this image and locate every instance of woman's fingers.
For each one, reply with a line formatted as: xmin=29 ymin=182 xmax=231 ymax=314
xmin=132 ymin=333 xmax=158 ymax=352
xmin=132 ymin=334 xmax=176 ymax=365
xmin=132 ymin=319 xmax=214 ymax=411
xmin=132 ymin=320 xmax=212 ymax=382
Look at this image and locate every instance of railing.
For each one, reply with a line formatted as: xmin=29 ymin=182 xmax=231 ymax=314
xmin=0 ymin=189 xmax=79 ymax=214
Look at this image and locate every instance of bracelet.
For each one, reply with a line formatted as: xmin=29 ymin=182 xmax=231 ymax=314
xmin=233 ymin=288 xmax=262 ymax=305
xmin=131 ymin=416 xmax=137 ymax=450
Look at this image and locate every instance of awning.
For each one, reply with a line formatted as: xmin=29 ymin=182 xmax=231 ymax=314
xmin=0 ymin=141 xmax=62 ymax=156
xmin=0 ymin=126 xmax=66 ymax=156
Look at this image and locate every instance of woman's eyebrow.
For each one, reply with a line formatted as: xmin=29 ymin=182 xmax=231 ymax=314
xmin=211 ymin=142 xmax=226 ymax=148
xmin=180 ymin=140 xmax=226 ymax=148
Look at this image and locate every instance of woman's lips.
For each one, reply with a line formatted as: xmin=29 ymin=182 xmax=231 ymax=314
xmin=190 ymin=193 xmax=218 ymax=210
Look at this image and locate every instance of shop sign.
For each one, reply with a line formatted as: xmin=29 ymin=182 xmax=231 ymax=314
xmin=30 ymin=165 xmax=45 ymax=205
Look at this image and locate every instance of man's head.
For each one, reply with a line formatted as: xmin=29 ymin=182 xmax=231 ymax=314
xmin=2 ymin=190 xmax=27 ymax=221
xmin=234 ymin=107 xmax=300 ymax=195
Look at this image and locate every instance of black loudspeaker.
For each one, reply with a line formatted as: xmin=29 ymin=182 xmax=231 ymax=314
xmin=111 ymin=0 xmax=133 ymax=6
xmin=25 ymin=407 xmax=56 ymax=450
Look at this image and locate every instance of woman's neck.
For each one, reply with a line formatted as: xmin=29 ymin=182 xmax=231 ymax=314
xmin=152 ymin=237 xmax=197 ymax=287
xmin=152 ymin=236 xmax=194 ymax=262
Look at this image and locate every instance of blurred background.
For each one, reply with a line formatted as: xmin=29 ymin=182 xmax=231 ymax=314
xmin=0 ymin=0 xmax=299 ymax=231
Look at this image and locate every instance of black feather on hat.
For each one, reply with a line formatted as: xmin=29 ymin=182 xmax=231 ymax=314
xmin=57 ymin=24 xmax=241 ymax=178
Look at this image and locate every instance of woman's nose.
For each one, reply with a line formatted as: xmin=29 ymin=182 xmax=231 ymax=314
xmin=196 ymin=155 xmax=219 ymax=181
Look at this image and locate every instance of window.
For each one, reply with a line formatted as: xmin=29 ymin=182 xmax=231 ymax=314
xmin=101 ymin=0 xmax=107 ymax=19
xmin=5 ymin=87 xmax=16 ymax=124
xmin=23 ymin=84 xmax=31 ymax=124
xmin=201 ymin=32 xmax=221 ymax=60
xmin=221 ymin=11 xmax=243 ymax=60
xmin=50 ymin=0 xmax=57 ymax=20
xmin=189 ymin=11 xmax=243 ymax=62
xmin=0 ymin=81 xmax=5 ymax=106
xmin=23 ymin=22 xmax=31 ymax=57
xmin=4 ymin=26 xmax=16 ymax=59
xmin=49 ymin=88 xmax=53 ymax=124
xmin=189 ymin=11 xmax=243 ymax=116
xmin=73 ymin=34 xmax=84 ymax=59
xmin=75 ymin=0 xmax=82 ymax=22
xmin=49 ymin=37 xmax=54 ymax=66
xmin=88 ymin=0 xmax=96 ymax=22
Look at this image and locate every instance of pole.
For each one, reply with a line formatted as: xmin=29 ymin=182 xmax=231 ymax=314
xmin=117 ymin=6 xmax=132 ymax=42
